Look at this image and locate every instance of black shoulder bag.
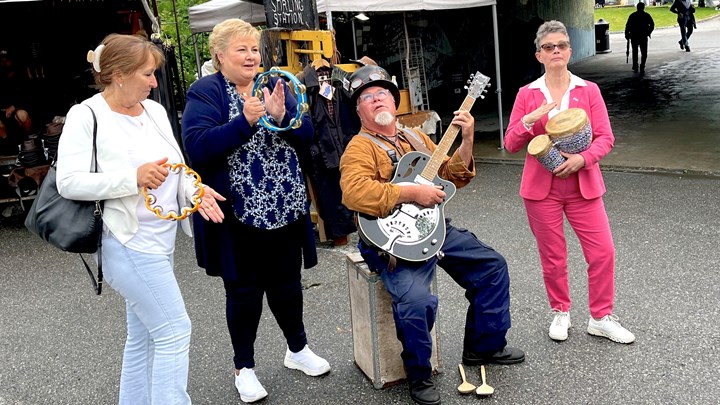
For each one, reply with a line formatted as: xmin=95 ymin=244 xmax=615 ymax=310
xmin=24 ymin=105 xmax=104 ymax=294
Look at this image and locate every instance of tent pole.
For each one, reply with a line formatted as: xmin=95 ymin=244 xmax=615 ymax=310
xmin=327 ymin=11 xmax=334 ymax=30
xmin=192 ymin=34 xmax=203 ymax=79
xmin=351 ymin=16 xmax=358 ymax=60
xmin=492 ymin=4 xmax=504 ymax=150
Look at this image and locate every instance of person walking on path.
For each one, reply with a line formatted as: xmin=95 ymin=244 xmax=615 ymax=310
xmin=504 ymin=20 xmax=635 ymax=345
xmin=670 ymin=0 xmax=696 ymax=52
xmin=625 ymin=2 xmax=655 ymax=74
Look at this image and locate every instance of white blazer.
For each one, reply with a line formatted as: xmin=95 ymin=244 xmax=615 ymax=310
xmin=56 ymin=93 xmax=193 ymax=244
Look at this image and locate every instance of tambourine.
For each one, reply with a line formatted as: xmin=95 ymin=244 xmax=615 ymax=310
xmin=251 ymin=66 xmax=309 ymax=132
xmin=142 ymin=163 xmax=204 ymax=221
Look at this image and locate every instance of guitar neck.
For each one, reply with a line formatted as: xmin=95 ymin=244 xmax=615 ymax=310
xmin=420 ymin=95 xmax=477 ymax=181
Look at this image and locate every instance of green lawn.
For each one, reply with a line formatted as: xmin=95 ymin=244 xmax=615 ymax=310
xmin=595 ymin=5 xmax=720 ymax=32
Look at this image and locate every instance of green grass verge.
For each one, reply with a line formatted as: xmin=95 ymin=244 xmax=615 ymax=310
xmin=595 ymin=5 xmax=720 ymax=32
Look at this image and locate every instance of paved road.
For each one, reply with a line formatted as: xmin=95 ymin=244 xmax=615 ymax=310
xmin=1 ymin=163 xmax=718 ymax=404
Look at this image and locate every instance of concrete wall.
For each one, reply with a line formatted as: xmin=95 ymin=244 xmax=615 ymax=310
xmin=505 ymin=0 xmax=597 ymax=64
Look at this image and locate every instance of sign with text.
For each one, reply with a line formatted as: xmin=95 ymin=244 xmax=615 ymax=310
xmin=263 ymin=0 xmax=318 ymax=30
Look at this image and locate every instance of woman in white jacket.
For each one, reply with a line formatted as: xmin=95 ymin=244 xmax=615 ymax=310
xmin=56 ymin=34 xmax=224 ymax=405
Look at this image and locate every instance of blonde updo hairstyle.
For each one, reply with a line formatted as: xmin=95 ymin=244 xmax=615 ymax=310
xmin=534 ymin=20 xmax=570 ymax=52
xmin=209 ymin=18 xmax=261 ymax=72
xmin=90 ymin=34 xmax=165 ymax=90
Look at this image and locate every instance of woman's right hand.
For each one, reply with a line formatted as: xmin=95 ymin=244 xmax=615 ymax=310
xmin=522 ymin=100 xmax=558 ymax=127
xmin=137 ymin=157 xmax=170 ymax=190
xmin=242 ymin=94 xmax=266 ymax=127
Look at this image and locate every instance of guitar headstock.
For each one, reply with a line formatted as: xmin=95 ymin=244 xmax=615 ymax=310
xmin=464 ymin=71 xmax=491 ymax=100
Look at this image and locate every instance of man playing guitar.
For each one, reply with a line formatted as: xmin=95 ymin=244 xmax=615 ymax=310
xmin=339 ymin=65 xmax=525 ymax=405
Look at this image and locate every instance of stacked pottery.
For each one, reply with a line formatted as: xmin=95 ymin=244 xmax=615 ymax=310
xmin=42 ymin=120 xmax=64 ymax=163
xmin=528 ymin=134 xmax=565 ymax=172
xmin=17 ymin=135 xmax=47 ymax=168
xmin=545 ymin=108 xmax=592 ymax=154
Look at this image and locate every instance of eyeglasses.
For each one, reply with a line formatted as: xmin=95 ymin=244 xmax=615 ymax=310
xmin=540 ymin=41 xmax=570 ymax=52
xmin=358 ymin=89 xmax=391 ymax=103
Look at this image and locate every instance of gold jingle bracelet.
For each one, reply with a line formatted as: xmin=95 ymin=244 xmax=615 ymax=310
xmin=142 ymin=163 xmax=204 ymax=221
xmin=252 ymin=66 xmax=309 ymax=131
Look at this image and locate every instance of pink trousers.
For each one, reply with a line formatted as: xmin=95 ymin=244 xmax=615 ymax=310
xmin=523 ymin=173 xmax=615 ymax=318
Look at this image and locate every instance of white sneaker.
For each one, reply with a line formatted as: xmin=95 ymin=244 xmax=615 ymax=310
xmin=548 ymin=310 xmax=571 ymax=341
xmin=283 ymin=345 xmax=331 ymax=376
xmin=234 ymin=368 xmax=268 ymax=403
xmin=587 ymin=314 xmax=636 ymax=344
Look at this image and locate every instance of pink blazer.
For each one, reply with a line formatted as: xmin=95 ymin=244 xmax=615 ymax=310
xmin=504 ymin=78 xmax=615 ymax=201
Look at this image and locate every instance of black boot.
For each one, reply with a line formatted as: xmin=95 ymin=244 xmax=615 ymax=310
xmin=462 ymin=346 xmax=526 ymax=366
xmin=409 ymin=378 xmax=441 ymax=405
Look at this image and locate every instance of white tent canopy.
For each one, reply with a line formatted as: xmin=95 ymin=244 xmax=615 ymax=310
xmin=188 ymin=0 xmax=266 ymax=34
xmin=316 ymin=0 xmax=495 ymax=12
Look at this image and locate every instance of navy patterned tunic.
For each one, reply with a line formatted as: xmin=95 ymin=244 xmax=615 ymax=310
xmin=225 ymin=77 xmax=306 ymax=230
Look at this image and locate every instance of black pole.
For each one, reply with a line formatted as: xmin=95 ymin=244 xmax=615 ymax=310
xmin=170 ymin=0 xmax=186 ymax=96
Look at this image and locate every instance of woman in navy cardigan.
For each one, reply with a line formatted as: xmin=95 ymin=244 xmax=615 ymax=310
xmin=181 ymin=18 xmax=329 ymax=403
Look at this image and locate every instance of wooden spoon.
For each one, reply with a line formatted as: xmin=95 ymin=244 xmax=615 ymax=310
xmin=475 ymin=365 xmax=495 ymax=396
xmin=457 ymin=363 xmax=476 ymax=394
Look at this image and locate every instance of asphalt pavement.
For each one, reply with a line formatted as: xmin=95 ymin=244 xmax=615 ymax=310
xmin=1 ymin=163 xmax=719 ymax=405
xmin=1 ymin=14 xmax=719 ymax=405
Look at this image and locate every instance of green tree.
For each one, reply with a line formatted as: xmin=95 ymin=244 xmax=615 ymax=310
xmin=156 ymin=0 xmax=207 ymax=92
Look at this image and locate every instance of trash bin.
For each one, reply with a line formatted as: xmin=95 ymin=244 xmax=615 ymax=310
xmin=595 ymin=18 xmax=611 ymax=54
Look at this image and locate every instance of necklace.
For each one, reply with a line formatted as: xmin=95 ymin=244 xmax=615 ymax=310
xmin=237 ymin=82 xmax=254 ymax=98
xmin=377 ymin=133 xmax=405 ymax=155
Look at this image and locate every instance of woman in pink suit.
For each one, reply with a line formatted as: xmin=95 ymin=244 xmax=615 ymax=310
xmin=505 ymin=20 xmax=634 ymax=344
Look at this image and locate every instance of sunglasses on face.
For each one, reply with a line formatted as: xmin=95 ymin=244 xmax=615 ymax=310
xmin=358 ymin=89 xmax=391 ymax=103
xmin=540 ymin=41 xmax=570 ymax=52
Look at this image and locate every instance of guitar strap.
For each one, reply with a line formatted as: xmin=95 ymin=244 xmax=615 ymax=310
xmin=358 ymin=128 xmax=432 ymax=165
xmin=358 ymin=131 xmax=399 ymax=164
xmin=399 ymin=128 xmax=432 ymax=155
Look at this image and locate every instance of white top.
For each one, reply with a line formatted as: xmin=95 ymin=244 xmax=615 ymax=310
xmin=56 ymin=93 xmax=195 ymax=245
xmin=114 ymin=110 xmax=181 ymax=254
xmin=528 ymin=72 xmax=587 ymax=119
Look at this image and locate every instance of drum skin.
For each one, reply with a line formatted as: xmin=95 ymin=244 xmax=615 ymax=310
xmin=546 ymin=108 xmax=592 ymax=154
xmin=528 ymin=134 xmax=565 ymax=172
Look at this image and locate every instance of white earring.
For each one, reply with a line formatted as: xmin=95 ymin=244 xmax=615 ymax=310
xmin=119 ymin=83 xmax=123 ymax=88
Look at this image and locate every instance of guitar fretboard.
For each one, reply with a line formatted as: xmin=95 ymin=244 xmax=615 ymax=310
xmin=420 ymin=95 xmax=477 ymax=181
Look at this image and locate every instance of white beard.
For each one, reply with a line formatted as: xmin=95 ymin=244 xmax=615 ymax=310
xmin=374 ymin=111 xmax=394 ymax=126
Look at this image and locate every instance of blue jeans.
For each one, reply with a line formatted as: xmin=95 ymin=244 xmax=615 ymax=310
xmin=102 ymin=236 xmax=192 ymax=405
xmin=359 ymin=220 xmax=512 ymax=381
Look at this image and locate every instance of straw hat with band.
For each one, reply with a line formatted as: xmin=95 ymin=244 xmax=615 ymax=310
xmin=348 ymin=65 xmax=401 ymax=109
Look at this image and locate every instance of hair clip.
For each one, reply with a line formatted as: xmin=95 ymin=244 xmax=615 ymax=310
xmin=86 ymin=44 xmax=105 ymax=73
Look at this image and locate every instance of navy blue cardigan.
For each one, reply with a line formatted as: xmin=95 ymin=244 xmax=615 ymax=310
xmin=181 ymin=72 xmax=317 ymax=277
